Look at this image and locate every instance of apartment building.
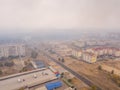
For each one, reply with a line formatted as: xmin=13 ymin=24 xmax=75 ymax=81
xmin=72 ymin=49 xmax=82 ymax=58
xmin=86 ymin=47 xmax=120 ymax=57
xmin=82 ymin=52 xmax=97 ymax=63
xmin=114 ymin=49 xmax=120 ymax=57
xmin=0 ymin=44 xmax=25 ymax=58
xmin=70 ymin=46 xmax=120 ymax=63
xmin=86 ymin=48 xmax=100 ymax=56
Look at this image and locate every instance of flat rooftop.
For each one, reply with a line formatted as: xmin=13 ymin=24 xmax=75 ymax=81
xmin=0 ymin=68 xmax=57 ymax=90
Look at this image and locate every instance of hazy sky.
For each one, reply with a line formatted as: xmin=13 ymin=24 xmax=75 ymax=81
xmin=0 ymin=0 xmax=120 ymax=33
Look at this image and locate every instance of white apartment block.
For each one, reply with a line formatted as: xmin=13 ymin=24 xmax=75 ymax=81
xmin=0 ymin=44 xmax=25 ymax=58
xmin=82 ymin=52 xmax=97 ymax=63
xmin=114 ymin=49 xmax=120 ymax=57
xmin=72 ymin=49 xmax=82 ymax=58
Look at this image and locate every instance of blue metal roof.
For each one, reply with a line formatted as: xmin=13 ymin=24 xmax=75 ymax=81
xmin=35 ymin=61 xmax=45 ymax=68
xmin=45 ymin=81 xmax=62 ymax=90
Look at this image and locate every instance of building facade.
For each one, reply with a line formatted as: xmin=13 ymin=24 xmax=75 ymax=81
xmin=0 ymin=44 xmax=25 ymax=58
xmin=82 ymin=52 xmax=97 ymax=63
xmin=72 ymin=49 xmax=82 ymax=58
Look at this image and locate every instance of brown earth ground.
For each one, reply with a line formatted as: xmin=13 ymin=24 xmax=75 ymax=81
xmin=38 ymin=53 xmax=90 ymax=90
xmin=63 ymin=57 xmax=120 ymax=90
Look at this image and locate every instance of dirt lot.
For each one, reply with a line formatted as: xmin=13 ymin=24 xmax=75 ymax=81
xmin=99 ymin=59 xmax=120 ymax=70
xmin=71 ymin=77 xmax=89 ymax=90
xmin=36 ymin=50 xmax=120 ymax=90
xmin=101 ymin=64 xmax=120 ymax=76
xmin=63 ymin=57 xmax=120 ymax=90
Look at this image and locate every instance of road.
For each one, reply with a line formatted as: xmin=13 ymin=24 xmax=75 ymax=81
xmin=43 ymin=52 xmax=102 ymax=90
xmin=0 ymin=68 xmax=57 ymax=90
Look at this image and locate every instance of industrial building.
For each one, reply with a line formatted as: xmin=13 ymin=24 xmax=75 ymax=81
xmin=0 ymin=68 xmax=58 ymax=90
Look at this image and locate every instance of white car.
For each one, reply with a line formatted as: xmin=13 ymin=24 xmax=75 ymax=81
xmin=17 ymin=79 xmax=21 ymax=83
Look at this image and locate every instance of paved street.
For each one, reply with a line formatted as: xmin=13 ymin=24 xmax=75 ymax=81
xmin=43 ymin=52 xmax=102 ymax=90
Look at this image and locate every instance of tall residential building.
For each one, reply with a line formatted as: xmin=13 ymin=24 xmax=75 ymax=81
xmin=0 ymin=44 xmax=25 ymax=58
xmin=82 ymin=52 xmax=97 ymax=63
xmin=72 ymin=49 xmax=82 ymax=58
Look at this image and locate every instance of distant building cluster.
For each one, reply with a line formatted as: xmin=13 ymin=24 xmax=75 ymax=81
xmin=86 ymin=47 xmax=120 ymax=57
xmin=72 ymin=47 xmax=120 ymax=63
xmin=0 ymin=44 xmax=25 ymax=58
xmin=72 ymin=40 xmax=108 ymax=48
xmin=49 ymin=40 xmax=120 ymax=63
xmin=72 ymin=39 xmax=120 ymax=48
xmin=71 ymin=48 xmax=96 ymax=63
